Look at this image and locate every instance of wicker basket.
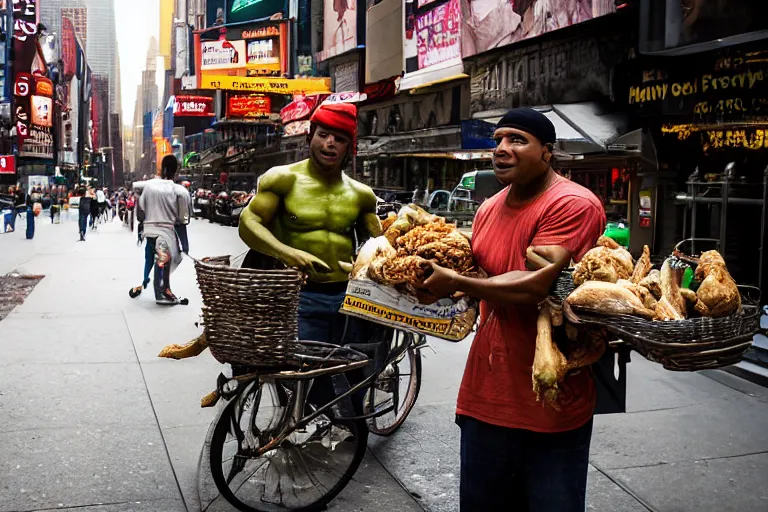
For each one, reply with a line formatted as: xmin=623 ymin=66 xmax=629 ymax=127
xmin=565 ymin=287 xmax=761 ymax=371
xmin=195 ymin=257 xmax=305 ymax=367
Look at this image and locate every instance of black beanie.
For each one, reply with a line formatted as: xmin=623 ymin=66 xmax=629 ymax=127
xmin=495 ymin=108 xmax=556 ymax=145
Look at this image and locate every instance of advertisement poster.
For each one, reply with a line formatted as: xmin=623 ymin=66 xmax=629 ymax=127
xmin=0 ymin=155 xmax=16 ymax=175
xmin=227 ymin=95 xmax=272 ymax=118
xmin=461 ymin=0 xmax=614 ymax=58
xmin=416 ymin=0 xmax=461 ymax=70
xmin=173 ymin=95 xmax=215 ymax=116
xmin=245 ymin=27 xmax=282 ymax=76
xmin=318 ymin=0 xmax=357 ymax=62
xmin=201 ymin=40 xmax=246 ymax=71
xmin=31 ymin=96 xmax=53 ymax=127
xmin=61 ymin=16 xmax=77 ymax=80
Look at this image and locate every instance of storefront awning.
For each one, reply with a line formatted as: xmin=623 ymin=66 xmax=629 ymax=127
xmin=399 ymin=59 xmax=467 ymax=92
xmin=472 ymin=102 xmax=656 ymax=166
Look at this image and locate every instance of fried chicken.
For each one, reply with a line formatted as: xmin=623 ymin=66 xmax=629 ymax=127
xmin=631 ymin=245 xmax=652 ymax=284
xmin=654 ymin=259 xmax=686 ymax=321
xmin=694 ymin=250 xmax=741 ymax=317
xmin=572 ymin=246 xmax=634 ymax=286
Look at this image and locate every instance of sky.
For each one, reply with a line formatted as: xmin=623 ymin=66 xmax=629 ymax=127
xmin=115 ymin=0 xmax=160 ymax=127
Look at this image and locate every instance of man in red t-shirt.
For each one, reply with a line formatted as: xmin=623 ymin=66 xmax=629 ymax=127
xmin=422 ymin=108 xmax=606 ymax=511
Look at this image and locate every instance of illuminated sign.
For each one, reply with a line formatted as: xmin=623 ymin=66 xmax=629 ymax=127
xmin=242 ymin=26 xmax=280 ymax=39
xmin=200 ymin=75 xmax=331 ymax=94
xmin=31 ymin=96 xmax=54 ymax=128
xmin=36 ymin=78 xmax=54 ymax=97
xmin=228 ymin=95 xmax=272 ymax=118
xmin=201 ymin=40 xmax=246 ymax=70
xmin=0 ymin=155 xmax=16 ymax=175
xmin=174 ymin=95 xmax=215 ymax=116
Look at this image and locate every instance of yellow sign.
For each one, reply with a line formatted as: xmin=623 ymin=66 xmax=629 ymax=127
xmin=200 ymin=75 xmax=331 ymax=94
xmin=342 ymin=296 xmax=453 ymax=336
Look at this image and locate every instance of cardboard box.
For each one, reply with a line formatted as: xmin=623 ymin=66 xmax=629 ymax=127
xmin=340 ymin=278 xmax=478 ymax=341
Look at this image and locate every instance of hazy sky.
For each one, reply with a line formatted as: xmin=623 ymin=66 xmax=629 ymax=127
xmin=115 ymin=0 xmax=160 ymax=127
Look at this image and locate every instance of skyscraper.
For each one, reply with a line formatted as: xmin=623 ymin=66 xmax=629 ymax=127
xmin=85 ymin=0 xmax=119 ymax=114
xmin=39 ymin=0 xmax=88 ymax=56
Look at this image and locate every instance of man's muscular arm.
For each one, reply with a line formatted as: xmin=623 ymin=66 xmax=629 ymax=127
xmin=239 ymin=168 xmax=331 ymax=273
xmin=422 ymin=246 xmax=571 ymax=306
xmin=358 ymin=184 xmax=382 ymax=238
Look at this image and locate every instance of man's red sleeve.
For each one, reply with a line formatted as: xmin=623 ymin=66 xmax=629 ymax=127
xmin=531 ymin=196 xmax=606 ymax=262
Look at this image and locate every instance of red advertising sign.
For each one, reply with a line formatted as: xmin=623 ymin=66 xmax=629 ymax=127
xmin=280 ymin=95 xmax=323 ymax=124
xmin=0 ymin=155 xmax=16 ymax=175
xmin=416 ymin=0 xmax=461 ymax=70
xmin=35 ymin=77 xmax=54 ymax=97
xmin=61 ymin=16 xmax=77 ymax=80
xmin=228 ymin=95 xmax=272 ymax=118
xmin=173 ymin=95 xmax=214 ymax=117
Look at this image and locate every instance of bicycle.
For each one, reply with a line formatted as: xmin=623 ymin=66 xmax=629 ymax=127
xmin=192 ymin=257 xmax=425 ymax=511
xmin=207 ymin=330 xmax=424 ymax=511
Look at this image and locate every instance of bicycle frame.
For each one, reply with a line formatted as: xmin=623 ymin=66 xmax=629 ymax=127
xmin=224 ymin=331 xmax=422 ymax=457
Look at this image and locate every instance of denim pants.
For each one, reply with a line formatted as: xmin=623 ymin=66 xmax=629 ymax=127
xmin=175 ymin=224 xmax=189 ymax=254
xmin=78 ymin=214 xmax=89 ymax=237
xmin=25 ymin=206 xmax=34 ymax=239
xmin=458 ymin=415 xmax=593 ymax=512
xmin=297 ymin=289 xmax=378 ymax=415
xmin=143 ymin=237 xmax=156 ymax=284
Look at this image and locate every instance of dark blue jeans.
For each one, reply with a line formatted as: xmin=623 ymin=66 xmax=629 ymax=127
xmin=175 ymin=224 xmax=189 ymax=253
xmin=458 ymin=415 xmax=593 ymax=512
xmin=78 ymin=214 xmax=89 ymax=238
xmin=143 ymin=237 xmax=156 ymax=284
xmin=297 ymin=289 xmax=379 ymax=416
xmin=25 ymin=206 xmax=34 ymax=239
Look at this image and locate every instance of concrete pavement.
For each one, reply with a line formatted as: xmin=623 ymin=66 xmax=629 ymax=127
xmin=1 ymin=215 xmax=768 ymax=511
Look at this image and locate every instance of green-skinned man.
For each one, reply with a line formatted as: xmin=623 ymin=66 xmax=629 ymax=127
xmin=239 ymin=102 xmax=381 ymax=343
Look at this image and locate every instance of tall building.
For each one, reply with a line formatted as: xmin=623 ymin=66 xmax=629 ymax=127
xmin=132 ymin=38 xmax=160 ymax=176
xmin=39 ymin=0 xmax=88 ymax=52
xmin=61 ymin=6 xmax=88 ymax=45
xmin=85 ymin=0 xmax=119 ymax=114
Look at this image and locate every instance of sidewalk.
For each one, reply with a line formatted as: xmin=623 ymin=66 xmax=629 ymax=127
xmin=0 ymin=219 xmax=420 ymax=512
xmin=1 ymin=217 xmax=767 ymax=511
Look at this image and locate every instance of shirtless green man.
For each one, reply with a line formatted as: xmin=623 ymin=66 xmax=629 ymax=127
xmin=239 ymin=102 xmax=381 ymax=343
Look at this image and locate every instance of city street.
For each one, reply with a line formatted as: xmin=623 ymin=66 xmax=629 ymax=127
xmin=1 ymin=216 xmax=768 ymax=512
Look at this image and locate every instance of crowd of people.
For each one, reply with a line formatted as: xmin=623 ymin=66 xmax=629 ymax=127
xmin=2 ymin=161 xmax=192 ymax=307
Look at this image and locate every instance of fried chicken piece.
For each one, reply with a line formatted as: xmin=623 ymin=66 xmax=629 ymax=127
xmin=694 ymin=250 xmax=741 ymax=317
xmin=639 ymin=269 xmax=662 ymax=299
xmin=597 ymin=235 xmax=621 ymax=249
xmin=631 ymin=245 xmax=652 ymax=284
xmin=654 ymin=259 xmax=686 ymax=321
xmin=380 ymin=255 xmax=431 ymax=286
xmin=567 ymin=281 xmax=656 ymax=319
xmin=572 ymin=246 xmax=634 ymax=286
xmin=395 ymin=220 xmax=456 ymax=252
xmin=381 ymin=211 xmax=397 ymax=232
xmin=617 ymin=279 xmax=658 ymax=310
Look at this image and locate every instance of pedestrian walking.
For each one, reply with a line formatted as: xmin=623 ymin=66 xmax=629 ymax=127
xmin=175 ymin=180 xmax=193 ymax=254
xmin=26 ymin=187 xmax=42 ymax=240
xmin=420 ymin=108 xmax=606 ymax=512
xmin=78 ymin=187 xmax=93 ymax=241
xmin=135 ymin=155 xmax=189 ymax=305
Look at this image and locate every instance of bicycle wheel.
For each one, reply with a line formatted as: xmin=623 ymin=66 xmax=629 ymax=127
xmin=366 ymin=331 xmax=422 ymax=436
xmin=210 ymin=378 xmax=369 ymax=512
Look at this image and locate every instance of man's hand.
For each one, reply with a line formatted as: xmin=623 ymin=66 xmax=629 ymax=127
xmin=420 ymin=262 xmax=460 ymax=298
xmin=283 ymin=249 xmax=333 ymax=274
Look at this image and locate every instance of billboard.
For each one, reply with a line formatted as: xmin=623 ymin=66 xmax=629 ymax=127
xmin=0 ymin=156 xmax=16 ymax=175
xmin=227 ymin=95 xmax=272 ymax=118
xmin=227 ymin=0 xmax=287 ymax=23
xmin=61 ymin=17 xmax=77 ymax=80
xmin=174 ymin=95 xmax=215 ymax=117
xmin=318 ymin=0 xmax=357 ymax=62
xmin=244 ymin=26 xmax=282 ymax=77
xmin=201 ymin=40 xmax=246 ymax=70
xmin=416 ymin=0 xmax=460 ymax=70
xmin=31 ymin=96 xmax=53 ymax=127
xmin=460 ymin=0 xmax=615 ymax=58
